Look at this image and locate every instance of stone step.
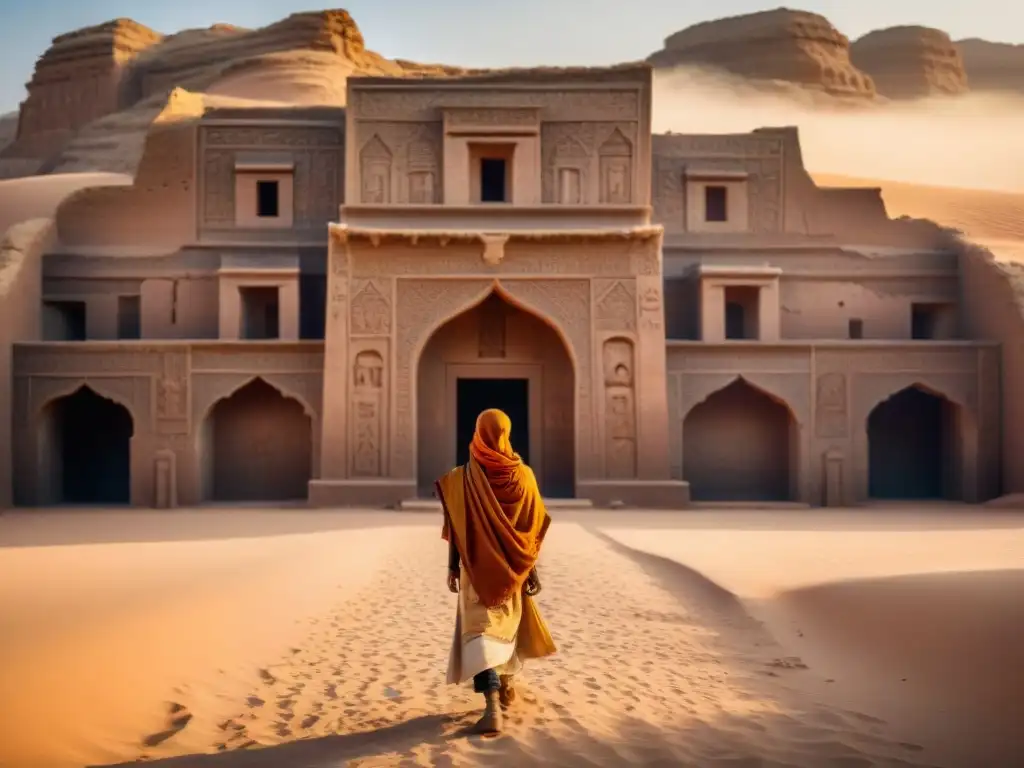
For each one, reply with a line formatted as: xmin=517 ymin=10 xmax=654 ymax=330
xmin=397 ymin=497 xmax=593 ymax=512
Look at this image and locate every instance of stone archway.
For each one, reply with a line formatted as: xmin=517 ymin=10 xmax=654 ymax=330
xmin=415 ymin=290 xmax=575 ymax=497
xmin=200 ymin=378 xmax=312 ymax=502
xmin=39 ymin=385 xmax=134 ymax=504
xmin=867 ymin=385 xmax=963 ymax=500
xmin=683 ymin=378 xmax=797 ymax=501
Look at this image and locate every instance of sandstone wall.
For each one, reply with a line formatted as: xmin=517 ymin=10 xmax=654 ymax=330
xmin=0 ymin=219 xmax=53 ymax=508
xmin=957 ymin=240 xmax=1024 ymax=494
xmin=648 ymin=9 xmax=875 ymax=99
xmin=956 ymin=38 xmax=1024 ymax=93
xmin=851 ymin=26 xmax=969 ymax=99
xmin=0 ymin=19 xmax=162 ymax=168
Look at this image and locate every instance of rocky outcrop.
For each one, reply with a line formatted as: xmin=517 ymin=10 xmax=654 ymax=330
xmin=0 ymin=19 xmax=162 ymax=171
xmin=851 ymin=26 xmax=968 ymax=98
xmin=0 ymin=112 xmax=16 ymax=153
xmin=1 ymin=10 xmax=465 ymax=177
xmin=956 ymin=38 xmax=1024 ymax=93
xmin=648 ymin=8 xmax=875 ymax=100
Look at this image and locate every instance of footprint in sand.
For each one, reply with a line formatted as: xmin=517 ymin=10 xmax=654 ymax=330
xmin=142 ymin=702 xmax=193 ymax=748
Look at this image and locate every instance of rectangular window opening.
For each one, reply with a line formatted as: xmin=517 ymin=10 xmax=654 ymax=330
xmin=240 ymin=286 xmax=280 ymax=340
xmin=117 ymin=295 xmax=141 ymax=340
xmin=480 ymin=158 xmax=508 ymax=203
xmin=42 ymin=300 xmax=87 ymax=341
xmin=848 ymin=318 xmax=864 ymax=339
xmin=705 ymin=185 xmax=728 ymax=222
xmin=256 ymin=180 xmax=280 ymax=218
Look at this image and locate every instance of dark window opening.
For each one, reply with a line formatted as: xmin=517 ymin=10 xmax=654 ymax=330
xmin=256 ymin=180 xmax=280 ymax=218
xmin=480 ymin=158 xmax=508 ymax=203
xmin=42 ymin=300 xmax=86 ymax=341
xmin=117 ymin=295 xmax=141 ymax=340
xmin=299 ymin=273 xmax=327 ymax=340
xmin=725 ymin=302 xmax=746 ymax=340
xmin=848 ymin=318 xmax=864 ymax=339
xmin=723 ymin=285 xmax=760 ymax=340
xmin=240 ymin=286 xmax=280 ymax=340
xmin=705 ymin=185 xmax=728 ymax=222
xmin=911 ymin=303 xmax=941 ymax=340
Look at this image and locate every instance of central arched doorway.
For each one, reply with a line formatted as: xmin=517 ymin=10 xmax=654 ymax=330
xmin=683 ymin=378 xmax=797 ymax=501
xmin=416 ymin=291 xmax=575 ymax=497
xmin=40 ymin=386 xmax=134 ymax=504
xmin=199 ymin=378 xmax=312 ymax=502
xmin=867 ymin=385 xmax=961 ymax=500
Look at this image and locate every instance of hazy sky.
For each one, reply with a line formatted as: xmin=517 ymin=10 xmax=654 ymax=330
xmin=0 ymin=0 xmax=1020 ymax=114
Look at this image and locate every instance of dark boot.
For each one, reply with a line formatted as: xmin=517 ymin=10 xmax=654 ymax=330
xmin=499 ymin=674 xmax=516 ymax=709
xmin=470 ymin=690 xmax=503 ymax=734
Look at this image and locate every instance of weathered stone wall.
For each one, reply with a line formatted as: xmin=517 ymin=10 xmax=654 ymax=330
xmin=957 ymin=239 xmax=1024 ymax=494
xmin=0 ymin=219 xmax=53 ymax=508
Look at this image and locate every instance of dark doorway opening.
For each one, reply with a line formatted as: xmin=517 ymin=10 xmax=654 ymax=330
xmin=683 ymin=379 xmax=794 ymax=501
xmin=456 ymin=378 xmax=529 ymax=467
xmin=868 ymin=386 xmax=953 ymax=499
xmin=480 ymin=158 xmax=508 ymax=203
xmin=53 ymin=387 xmax=133 ymax=504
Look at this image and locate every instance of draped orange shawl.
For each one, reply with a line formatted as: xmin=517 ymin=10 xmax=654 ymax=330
xmin=436 ymin=408 xmax=551 ymax=609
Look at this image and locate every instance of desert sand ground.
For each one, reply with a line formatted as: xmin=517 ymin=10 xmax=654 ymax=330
xmin=1 ymin=507 xmax=1021 ymax=768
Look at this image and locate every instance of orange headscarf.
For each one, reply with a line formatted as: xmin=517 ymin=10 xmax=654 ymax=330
xmin=436 ymin=408 xmax=551 ymax=608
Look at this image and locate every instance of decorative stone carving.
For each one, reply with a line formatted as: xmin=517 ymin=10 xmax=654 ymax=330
xmin=598 ymin=128 xmax=633 ymax=204
xmin=407 ymin=139 xmax=437 ymax=204
xmin=815 ymin=372 xmax=848 ymax=438
xmin=156 ymin=351 xmax=189 ymax=434
xmin=203 ymin=127 xmax=341 ymax=147
xmin=639 ymin=285 xmax=663 ymax=329
xmin=445 ymin=108 xmax=539 ymax=127
xmin=603 ymin=338 xmax=637 ymax=478
xmin=595 ymin=280 xmax=637 ymax=331
xmin=351 ymin=280 xmax=392 ymax=336
xmin=480 ymin=234 xmax=509 ymax=267
xmin=352 ymin=350 xmax=385 ymax=477
xmin=329 ymin=243 xmax=348 ymax=322
xmin=202 ymin=150 xmax=235 ymax=225
xmin=478 ymin=294 xmax=507 ymax=358
xmin=360 ymin=135 xmax=392 ymax=204
xmin=353 ymin=89 xmax=640 ymax=123
xmin=558 ymin=168 xmax=583 ymax=204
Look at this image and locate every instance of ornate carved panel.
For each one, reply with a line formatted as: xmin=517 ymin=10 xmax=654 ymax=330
xmin=352 ymin=88 xmax=640 ymax=122
xmin=445 ymin=108 xmax=539 ymax=127
xmin=329 ymin=241 xmax=349 ymax=322
xmin=202 ymin=150 xmax=235 ymax=226
xmin=603 ymin=338 xmax=637 ymax=478
xmin=407 ymin=139 xmax=438 ymax=204
xmin=350 ymin=279 xmax=393 ymax=336
xmin=203 ymin=127 xmax=340 ymax=147
xmin=814 ymin=372 xmax=848 ymax=438
xmin=352 ymin=350 xmax=385 ymax=477
xmin=352 ymin=239 xmax=659 ymax=277
xmin=638 ymin=284 xmax=663 ymax=330
xmin=598 ymin=128 xmax=633 ymax=204
xmin=360 ymin=134 xmax=392 ymax=204
xmin=156 ymin=351 xmax=189 ymax=435
xmin=595 ymin=280 xmax=636 ymax=332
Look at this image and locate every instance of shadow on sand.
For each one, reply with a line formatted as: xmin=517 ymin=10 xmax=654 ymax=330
xmin=94 ymin=712 xmax=483 ymax=767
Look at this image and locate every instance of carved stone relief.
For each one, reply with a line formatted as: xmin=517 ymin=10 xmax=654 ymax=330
xmin=478 ymin=294 xmax=508 ymax=358
xmin=407 ymin=139 xmax=438 ymax=204
xmin=351 ymin=279 xmax=392 ymax=336
xmin=352 ymin=238 xmax=659 ymax=277
xmin=551 ymin=135 xmax=589 ymax=204
xmin=202 ymin=150 xmax=235 ymax=225
xmin=603 ymin=338 xmax=637 ymax=478
xmin=445 ymin=108 xmax=539 ymax=127
xmin=352 ymin=350 xmax=385 ymax=477
xmin=595 ymin=280 xmax=636 ymax=332
xmin=155 ymin=352 xmax=189 ymax=435
xmin=815 ymin=372 xmax=848 ymax=438
xmin=598 ymin=128 xmax=633 ymax=204
xmin=329 ymin=242 xmax=348 ymax=322
xmin=639 ymin=285 xmax=663 ymax=330
xmin=360 ymin=134 xmax=392 ymax=204
xmin=203 ymin=127 xmax=341 ymax=147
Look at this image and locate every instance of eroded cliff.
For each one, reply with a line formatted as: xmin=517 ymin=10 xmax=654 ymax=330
xmin=851 ymin=26 xmax=969 ymax=99
xmin=956 ymin=38 xmax=1024 ymax=93
xmin=647 ymin=8 xmax=876 ymax=100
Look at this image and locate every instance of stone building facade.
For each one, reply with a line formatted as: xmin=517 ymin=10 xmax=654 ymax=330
xmin=6 ymin=65 xmax=1002 ymax=508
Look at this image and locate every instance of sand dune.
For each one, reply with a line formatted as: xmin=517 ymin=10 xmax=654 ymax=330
xmin=0 ymin=172 xmax=131 ymax=236
xmin=1 ymin=508 xmax=1020 ymax=767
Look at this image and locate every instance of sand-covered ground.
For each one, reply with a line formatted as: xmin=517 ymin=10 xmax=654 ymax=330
xmin=1 ymin=507 xmax=1021 ymax=768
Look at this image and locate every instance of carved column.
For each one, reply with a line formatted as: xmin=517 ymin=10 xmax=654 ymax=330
xmin=634 ymin=271 xmax=672 ymax=479
xmin=317 ymin=229 xmax=350 ymax=480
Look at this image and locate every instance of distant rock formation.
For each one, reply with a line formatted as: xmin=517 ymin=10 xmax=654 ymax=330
xmin=956 ymin=38 xmax=1024 ymax=93
xmin=0 ymin=9 xmax=465 ymax=178
xmin=647 ymin=8 xmax=876 ymax=100
xmin=1 ymin=19 xmax=162 ymax=172
xmin=0 ymin=112 xmax=16 ymax=153
xmin=851 ymin=26 xmax=968 ymax=99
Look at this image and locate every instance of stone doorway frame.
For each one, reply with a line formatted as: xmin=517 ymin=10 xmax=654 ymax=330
xmin=444 ymin=361 xmax=544 ymax=486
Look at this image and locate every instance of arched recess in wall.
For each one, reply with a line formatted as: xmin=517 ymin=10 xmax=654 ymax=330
xmin=38 ymin=385 xmax=135 ymax=505
xmin=414 ymin=284 xmax=576 ymax=498
xmin=866 ymin=383 xmax=968 ymax=500
xmin=198 ymin=377 xmax=313 ymax=502
xmin=682 ymin=377 xmax=798 ymax=501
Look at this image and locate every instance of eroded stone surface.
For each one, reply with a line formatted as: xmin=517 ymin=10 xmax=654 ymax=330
xmin=851 ymin=26 xmax=969 ymax=99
